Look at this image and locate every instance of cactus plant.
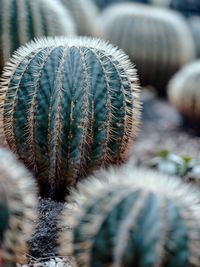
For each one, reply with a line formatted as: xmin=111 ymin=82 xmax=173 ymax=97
xmin=0 ymin=147 xmax=37 ymax=265
xmin=61 ymin=0 xmax=99 ymax=36
xmin=168 ymin=60 xmax=200 ymax=130
xmin=0 ymin=0 xmax=76 ymax=73
xmin=0 ymin=37 xmax=141 ymax=201
xmin=99 ymin=3 xmax=195 ymax=95
xmin=59 ymin=166 xmax=200 ymax=267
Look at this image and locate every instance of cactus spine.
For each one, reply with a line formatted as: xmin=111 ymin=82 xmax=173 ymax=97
xmin=0 ymin=0 xmax=76 ymax=72
xmin=0 ymin=37 xmax=141 ymax=201
xmin=60 ymin=166 xmax=200 ymax=267
xmin=99 ymin=3 xmax=195 ymax=95
xmin=61 ymin=0 xmax=99 ymax=36
xmin=168 ymin=60 xmax=200 ymax=128
xmin=0 ymin=147 xmax=37 ymax=265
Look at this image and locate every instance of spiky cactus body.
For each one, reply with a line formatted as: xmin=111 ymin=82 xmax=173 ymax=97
xmin=61 ymin=0 xmax=99 ymax=36
xmin=168 ymin=60 xmax=200 ymax=131
xmin=60 ymin=166 xmax=200 ymax=267
xmin=0 ymin=37 xmax=141 ymax=201
xmin=0 ymin=147 xmax=37 ymax=265
xmin=99 ymin=3 xmax=195 ymax=95
xmin=0 ymin=0 xmax=76 ymax=72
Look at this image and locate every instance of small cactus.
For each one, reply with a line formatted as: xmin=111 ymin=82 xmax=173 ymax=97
xmin=61 ymin=0 xmax=99 ymax=36
xmin=59 ymin=166 xmax=200 ymax=267
xmin=99 ymin=3 xmax=195 ymax=95
xmin=168 ymin=60 xmax=200 ymax=130
xmin=0 ymin=0 xmax=76 ymax=72
xmin=0 ymin=37 xmax=141 ymax=201
xmin=0 ymin=147 xmax=37 ymax=265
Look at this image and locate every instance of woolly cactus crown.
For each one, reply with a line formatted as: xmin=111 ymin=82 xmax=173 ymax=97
xmin=0 ymin=147 xmax=37 ymax=264
xmin=99 ymin=3 xmax=195 ymax=94
xmin=60 ymin=166 xmax=200 ymax=267
xmin=0 ymin=36 xmax=141 ymax=200
xmin=0 ymin=0 xmax=76 ymax=72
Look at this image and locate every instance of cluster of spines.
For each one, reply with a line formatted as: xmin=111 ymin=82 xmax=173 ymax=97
xmin=0 ymin=0 xmax=76 ymax=72
xmin=59 ymin=166 xmax=200 ymax=267
xmin=0 ymin=147 xmax=37 ymax=265
xmin=99 ymin=3 xmax=195 ymax=95
xmin=61 ymin=0 xmax=99 ymax=36
xmin=0 ymin=36 xmax=141 ymax=200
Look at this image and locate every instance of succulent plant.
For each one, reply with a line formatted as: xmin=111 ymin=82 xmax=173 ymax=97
xmin=0 ymin=147 xmax=37 ymax=265
xmin=99 ymin=3 xmax=195 ymax=95
xmin=0 ymin=0 xmax=76 ymax=73
xmin=61 ymin=0 xmax=99 ymax=36
xmin=188 ymin=16 xmax=200 ymax=58
xmin=59 ymin=166 xmax=200 ymax=267
xmin=168 ymin=60 xmax=200 ymax=129
xmin=0 ymin=37 xmax=141 ymax=201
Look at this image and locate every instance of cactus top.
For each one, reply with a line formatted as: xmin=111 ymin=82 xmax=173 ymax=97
xmin=60 ymin=166 xmax=200 ymax=267
xmin=0 ymin=147 xmax=37 ymax=264
xmin=0 ymin=0 xmax=76 ymax=72
xmin=0 ymin=37 xmax=141 ymax=200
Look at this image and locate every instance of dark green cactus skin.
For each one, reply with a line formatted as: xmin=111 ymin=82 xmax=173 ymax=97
xmin=72 ymin=186 xmax=190 ymax=267
xmin=0 ymin=0 xmax=76 ymax=73
xmin=1 ymin=38 xmax=140 ymax=201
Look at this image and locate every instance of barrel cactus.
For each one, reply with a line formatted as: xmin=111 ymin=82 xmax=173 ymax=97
xmin=0 ymin=0 xmax=76 ymax=73
xmin=99 ymin=3 xmax=195 ymax=95
xmin=0 ymin=147 xmax=37 ymax=265
xmin=168 ymin=60 xmax=200 ymax=130
xmin=0 ymin=37 xmax=141 ymax=201
xmin=61 ymin=0 xmax=99 ymax=36
xmin=59 ymin=166 xmax=200 ymax=267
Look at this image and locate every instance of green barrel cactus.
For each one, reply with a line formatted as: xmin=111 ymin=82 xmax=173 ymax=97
xmin=0 ymin=0 xmax=76 ymax=72
xmin=59 ymin=166 xmax=200 ymax=267
xmin=168 ymin=60 xmax=200 ymax=130
xmin=0 ymin=37 xmax=141 ymax=201
xmin=0 ymin=147 xmax=37 ymax=265
xmin=61 ymin=0 xmax=99 ymax=36
xmin=99 ymin=3 xmax=195 ymax=95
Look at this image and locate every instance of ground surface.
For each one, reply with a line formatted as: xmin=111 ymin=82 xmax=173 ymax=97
xmin=19 ymin=92 xmax=200 ymax=266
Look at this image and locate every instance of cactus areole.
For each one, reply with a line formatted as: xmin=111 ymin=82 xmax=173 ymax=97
xmin=0 ymin=37 xmax=141 ymax=201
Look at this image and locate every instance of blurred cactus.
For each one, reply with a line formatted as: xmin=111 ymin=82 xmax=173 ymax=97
xmin=188 ymin=17 xmax=200 ymax=58
xmin=0 ymin=37 xmax=141 ymax=201
xmin=60 ymin=166 xmax=200 ymax=267
xmin=99 ymin=3 xmax=195 ymax=95
xmin=0 ymin=147 xmax=37 ymax=265
xmin=61 ymin=0 xmax=99 ymax=36
xmin=0 ymin=0 xmax=76 ymax=72
xmin=168 ymin=60 xmax=200 ymax=130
